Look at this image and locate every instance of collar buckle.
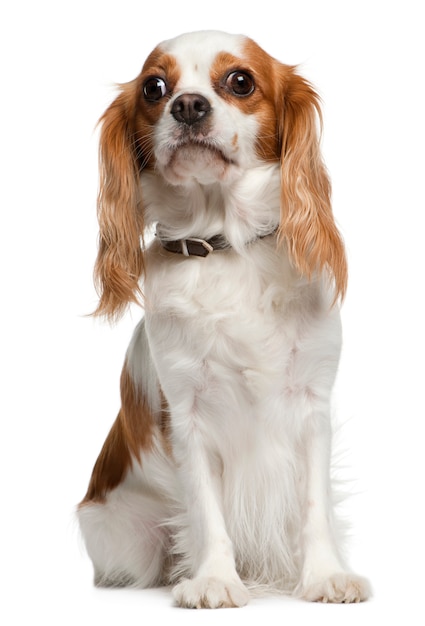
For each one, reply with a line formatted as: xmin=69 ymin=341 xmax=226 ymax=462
xmin=180 ymin=237 xmax=214 ymax=257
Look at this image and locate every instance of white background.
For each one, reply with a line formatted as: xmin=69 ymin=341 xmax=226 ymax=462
xmin=1 ymin=1 xmax=424 ymax=623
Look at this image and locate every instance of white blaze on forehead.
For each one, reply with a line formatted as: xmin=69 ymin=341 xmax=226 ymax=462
xmin=158 ymin=30 xmax=246 ymax=91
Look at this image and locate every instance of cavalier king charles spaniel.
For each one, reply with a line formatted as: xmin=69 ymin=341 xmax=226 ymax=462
xmin=78 ymin=30 xmax=370 ymax=607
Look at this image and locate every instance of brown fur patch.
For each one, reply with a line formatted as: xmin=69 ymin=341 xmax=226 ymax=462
xmin=80 ymin=361 xmax=157 ymax=504
xmin=137 ymin=49 xmax=181 ymax=128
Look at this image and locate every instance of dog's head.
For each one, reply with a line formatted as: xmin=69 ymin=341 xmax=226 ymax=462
xmin=94 ymin=31 xmax=346 ymax=319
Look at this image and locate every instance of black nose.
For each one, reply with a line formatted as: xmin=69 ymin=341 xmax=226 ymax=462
xmin=171 ymin=93 xmax=211 ymax=125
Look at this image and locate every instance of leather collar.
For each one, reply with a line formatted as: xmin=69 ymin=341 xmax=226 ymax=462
xmin=158 ymin=234 xmax=231 ymax=257
xmin=156 ymin=225 xmax=278 ymax=258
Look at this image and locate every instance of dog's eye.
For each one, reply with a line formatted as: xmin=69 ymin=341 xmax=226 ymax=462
xmin=143 ymin=77 xmax=168 ymax=101
xmin=225 ymin=71 xmax=255 ymax=97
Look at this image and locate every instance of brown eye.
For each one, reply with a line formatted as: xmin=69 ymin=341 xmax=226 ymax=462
xmin=225 ymin=71 xmax=255 ymax=97
xmin=143 ymin=77 xmax=168 ymax=101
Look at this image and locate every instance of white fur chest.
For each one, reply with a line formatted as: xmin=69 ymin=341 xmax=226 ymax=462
xmin=144 ymin=236 xmax=340 ymax=435
xmin=145 ymin=239 xmax=292 ymax=388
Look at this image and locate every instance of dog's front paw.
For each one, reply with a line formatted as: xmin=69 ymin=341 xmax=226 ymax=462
xmin=172 ymin=576 xmax=250 ymax=609
xmin=301 ymin=572 xmax=371 ymax=603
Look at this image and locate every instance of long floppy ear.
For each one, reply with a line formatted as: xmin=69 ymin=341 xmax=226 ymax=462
xmin=277 ymin=67 xmax=347 ymax=302
xmin=93 ymin=80 xmax=145 ymax=321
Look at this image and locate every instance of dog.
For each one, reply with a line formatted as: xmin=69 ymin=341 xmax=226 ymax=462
xmin=78 ymin=30 xmax=370 ymax=607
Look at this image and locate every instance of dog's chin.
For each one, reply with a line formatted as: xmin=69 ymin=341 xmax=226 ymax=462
xmin=158 ymin=142 xmax=238 ymax=186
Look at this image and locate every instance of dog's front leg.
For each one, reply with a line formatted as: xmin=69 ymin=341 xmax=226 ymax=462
xmin=298 ymin=413 xmax=370 ymax=603
xmin=171 ymin=419 xmax=249 ymax=608
xmin=145 ymin=312 xmax=249 ymax=608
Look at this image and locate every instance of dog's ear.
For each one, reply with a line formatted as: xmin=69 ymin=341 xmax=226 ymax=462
xmin=276 ymin=66 xmax=347 ymax=302
xmin=93 ymin=81 xmax=145 ymax=321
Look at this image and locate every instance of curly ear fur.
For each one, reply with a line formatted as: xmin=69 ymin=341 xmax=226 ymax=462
xmin=277 ymin=68 xmax=347 ymax=302
xmin=93 ymin=81 xmax=145 ymax=321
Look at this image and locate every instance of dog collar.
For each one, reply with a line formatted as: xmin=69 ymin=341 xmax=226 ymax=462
xmin=156 ymin=226 xmax=277 ymax=258
xmin=158 ymin=233 xmax=231 ymax=257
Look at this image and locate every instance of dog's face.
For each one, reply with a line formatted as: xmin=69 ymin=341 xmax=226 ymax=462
xmin=136 ymin=31 xmax=281 ymax=185
xmin=94 ymin=31 xmax=347 ymax=319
